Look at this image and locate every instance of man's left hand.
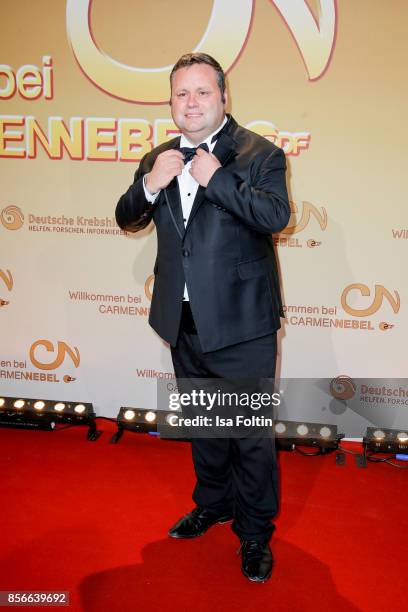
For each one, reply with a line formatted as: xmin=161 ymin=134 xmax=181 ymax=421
xmin=190 ymin=148 xmax=221 ymax=187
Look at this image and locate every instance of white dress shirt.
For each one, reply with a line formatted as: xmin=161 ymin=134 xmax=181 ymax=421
xmin=143 ymin=116 xmax=227 ymax=300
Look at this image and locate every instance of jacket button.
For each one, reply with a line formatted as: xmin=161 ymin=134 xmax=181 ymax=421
xmin=182 ymin=249 xmax=190 ymax=257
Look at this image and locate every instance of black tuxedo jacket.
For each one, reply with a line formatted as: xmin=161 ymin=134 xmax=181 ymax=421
xmin=115 ymin=116 xmax=290 ymax=352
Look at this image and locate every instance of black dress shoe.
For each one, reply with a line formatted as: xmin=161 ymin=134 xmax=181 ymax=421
xmin=239 ymin=539 xmax=274 ymax=583
xmin=168 ymin=507 xmax=233 ymax=539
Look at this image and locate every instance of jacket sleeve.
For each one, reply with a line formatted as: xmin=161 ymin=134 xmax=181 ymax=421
xmin=205 ymin=147 xmax=290 ymax=235
xmin=115 ymin=155 xmax=155 ymax=233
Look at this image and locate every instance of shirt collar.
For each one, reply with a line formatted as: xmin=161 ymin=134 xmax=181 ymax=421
xmin=179 ymin=115 xmax=228 ymax=148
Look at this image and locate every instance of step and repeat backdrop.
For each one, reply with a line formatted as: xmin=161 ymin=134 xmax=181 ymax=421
xmin=1 ymin=1 xmax=407 ymax=434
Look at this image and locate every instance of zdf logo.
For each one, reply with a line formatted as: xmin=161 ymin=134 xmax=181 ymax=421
xmin=280 ymin=201 xmax=327 ymax=235
xmin=341 ymin=284 xmax=400 ymax=318
xmin=29 ymin=340 xmax=80 ymax=382
xmin=0 ymin=206 xmax=24 ymax=230
xmin=66 ymin=0 xmax=336 ymax=103
xmin=0 ymin=269 xmax=13 ymax=307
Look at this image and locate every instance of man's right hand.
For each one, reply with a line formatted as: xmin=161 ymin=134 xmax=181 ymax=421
xmin=145 ymin=150 xmax=185 ymax=193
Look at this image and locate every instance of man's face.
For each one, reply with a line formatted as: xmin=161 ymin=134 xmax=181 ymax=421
xmin=170 ymin=63 xmax=227 ymax=145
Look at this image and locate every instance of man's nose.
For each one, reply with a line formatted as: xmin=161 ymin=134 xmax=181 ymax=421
xmin=186 ymin=94 xmax=199 ymax=107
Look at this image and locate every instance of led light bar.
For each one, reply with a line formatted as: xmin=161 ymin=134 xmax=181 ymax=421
xmin=364 ymin=427 xmax=408 ymax=454
xmin=111 ymin=407 xmax=182 ymax=443
xmin=0 ymin=396 xmax=100 ymax=440
xmin=273 ymin=420 xmax=342 ymax=452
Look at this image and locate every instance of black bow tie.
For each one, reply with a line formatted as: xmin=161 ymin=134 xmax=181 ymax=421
xmin=179 ymin=121 xmax=228 ymax=163
xmin=179 ymin=142 xmax=209 ymax=163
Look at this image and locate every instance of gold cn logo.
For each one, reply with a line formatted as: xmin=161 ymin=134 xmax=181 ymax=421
xmin=330 ymin=376 xmax=356 ymax=400
xmin=0 ymin=269 xmax=13 ymax=306
xmin=66 ymin=0 xmax=336 ymax=103
xmin=29 ymin=340 xmax=80 ymax=373
xmin=281 ymin=201 xmax=327 ymax=235
xmin=341 ymin=284 xmax=400 ymax=318
xmin=0 ymin=206 xmax=24 ymax=230
xmin=144 ymin=275 xmax=154 ymax=302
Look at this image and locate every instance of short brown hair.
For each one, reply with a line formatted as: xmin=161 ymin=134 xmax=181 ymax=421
xmin=170 ymin=53 xmax=226 ymax=100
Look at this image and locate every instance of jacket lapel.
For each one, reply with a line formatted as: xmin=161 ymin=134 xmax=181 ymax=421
xmin=186 ymin=126 xmax=237 ymax=230
xmin=163 ymin=138 xmax=185 ymax=240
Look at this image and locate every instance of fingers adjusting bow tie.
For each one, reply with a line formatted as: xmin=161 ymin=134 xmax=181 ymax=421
xmin=179 ymin=122 xmax=227 ymax=163
xmin=179 ymin=142 xmax=209 ymax=163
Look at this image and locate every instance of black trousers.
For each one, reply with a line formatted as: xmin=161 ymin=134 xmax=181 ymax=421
xmin=170 ymin=303 xmax=279 ymax=542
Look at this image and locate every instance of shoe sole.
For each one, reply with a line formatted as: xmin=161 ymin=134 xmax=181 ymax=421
xmin=241 ymin=568 xmax=272 ymax=583
xmin=218 ymin=517 xmax=233 ymax=524
xmin=168 ymin=516 xmax=233 ymax=539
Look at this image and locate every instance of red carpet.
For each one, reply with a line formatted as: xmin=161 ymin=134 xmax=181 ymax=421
xmin=1 ymin=420 xmax=406 ymax=611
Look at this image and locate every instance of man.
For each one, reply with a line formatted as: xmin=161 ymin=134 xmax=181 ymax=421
xmin=116 ymin=53 xmax=290 ymax=582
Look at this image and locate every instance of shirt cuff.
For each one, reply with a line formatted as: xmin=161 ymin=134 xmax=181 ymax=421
xmin=143 ymin=174 xmax=160 ymax=204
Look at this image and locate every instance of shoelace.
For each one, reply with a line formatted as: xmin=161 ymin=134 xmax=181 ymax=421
xmin=188 ymin=508 xmax=210 ymax=530
xmin=236 ymin=539 xmax=266 ymax=560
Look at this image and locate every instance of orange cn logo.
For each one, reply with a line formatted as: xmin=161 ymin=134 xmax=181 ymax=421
xmin=280 ymin=201 xmax=327 ymax=235
xmin=29 ymin=340 xmax=80 ymax=381
xmin=341 ymin=284 xmax=400 ymax=318
xmin=330 ymin=375 xmax=356 ymax=400
xmin=0 ymin=206 xmax=24 ymax=230
xmin=0 ymin=269 xmax=13 ymax=306
xmin=144 ymin=274 xmax=154 ymax=302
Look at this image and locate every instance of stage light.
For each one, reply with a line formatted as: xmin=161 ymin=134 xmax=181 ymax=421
xmin=275 ymin=422 xmax=286 ymax=434
xmin=373 ymin=429 xmax=386 ymax=440
xmin=115 ymin=407 xmax=158 ymax=436
xmin=0 ymin=396 xmax=101 ymax=440
xmin=165 ymin=413 xmax=179 ymax=426
xmin=296 ymin=424 xmax=309 ymax=436
xmin=0 ymin=398 xmax=5 ymax=408
xmin=320 ymin=426 xmax=332 ymax=438
xmin=274 ymin=420 xmax=342 ymax=453
xmin=145 ymin=411 xmax=157 ymax=423
xmin=112 ymin=410 xmax=342 ymax=452
xmin=111 ymin=407 xmax=182 ymax=443
xmin=364 ymin=427 xmax=408 ymax=454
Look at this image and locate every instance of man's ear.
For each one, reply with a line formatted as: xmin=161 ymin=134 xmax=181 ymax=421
xmin=222 ymin=89 xmax=228 ymax=106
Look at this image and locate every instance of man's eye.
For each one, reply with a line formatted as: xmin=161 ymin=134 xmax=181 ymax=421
xmin=177 ymin=92 xmax=186 ymax=98
xmin=199 ymin=91 xmax=209 ymax=96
